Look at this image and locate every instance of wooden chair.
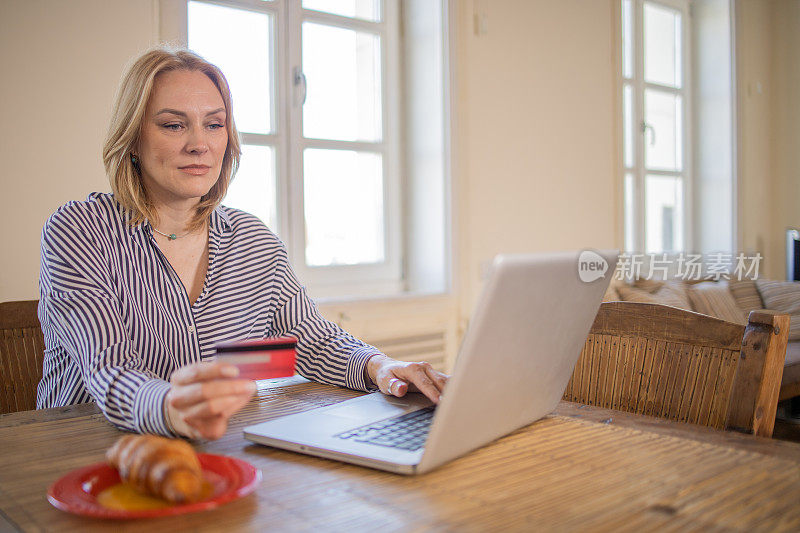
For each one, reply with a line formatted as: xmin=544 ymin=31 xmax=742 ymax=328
xmin=0 ymin=300 xmax=45 ymax=414
xmin=564 ymin=302 xmax=790 ymax=437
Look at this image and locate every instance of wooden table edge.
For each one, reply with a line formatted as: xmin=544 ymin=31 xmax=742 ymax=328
xmin=3 ymin=377 xmax=799 ymax=463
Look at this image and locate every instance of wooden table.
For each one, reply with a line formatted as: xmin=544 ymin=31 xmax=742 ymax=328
xmin=2 ymin=376 xmax=800 ymax=532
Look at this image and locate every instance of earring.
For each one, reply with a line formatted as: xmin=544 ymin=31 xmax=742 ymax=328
xmin=130 ymin=153 xmax=138 ymax=165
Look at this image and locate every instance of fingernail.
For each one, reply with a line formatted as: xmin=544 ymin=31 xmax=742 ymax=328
xmin=221 ymin=366 xmax=239 ymax=378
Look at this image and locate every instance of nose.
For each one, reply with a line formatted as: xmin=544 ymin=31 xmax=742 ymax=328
xmin=184 ymin=127 xmax=209 ymax=155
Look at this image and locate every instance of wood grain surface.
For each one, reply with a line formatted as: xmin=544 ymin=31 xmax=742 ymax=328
xmin=0 ymin=300 xmax=45 ymax=414
xmin=726 ymin=311 xmax=790 ymax=437
xmin=1 ymin=377 xmax=799 ymax=532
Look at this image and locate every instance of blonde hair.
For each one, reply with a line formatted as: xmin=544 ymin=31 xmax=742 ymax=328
xmin=102 ymin=46 xmax=241 ymax=232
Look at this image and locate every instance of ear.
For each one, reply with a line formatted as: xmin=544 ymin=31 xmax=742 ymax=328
xmin=131 ymin=138 xmax=142 ymax=164
xmin=129 ymin=142 xmax=141 ymax=172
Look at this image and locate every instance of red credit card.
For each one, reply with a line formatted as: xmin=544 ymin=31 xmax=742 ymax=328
xmin=214 ymin=337 xmax=297 ymax=381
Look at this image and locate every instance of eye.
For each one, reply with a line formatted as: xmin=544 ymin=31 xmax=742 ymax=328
xmin=208 ymin=123 xmax=225 ymax=130
xmin=162 ymin=123 xmax=183 ymax=131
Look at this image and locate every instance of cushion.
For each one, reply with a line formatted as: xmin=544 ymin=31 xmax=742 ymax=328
xmin=786 ymin=341 xmax=800 ymax=367
xmin=782 ymin=341 xmax=800 ymax=393
xmin=602 ymin=284 xmax=620 ymax=302
xmin=728 ymin=279 xmax=764 ymax=313
xmin=686 ymin=281 xmax=746 ymax=324
xmin=631 ymin=278 xmax=664 ymax=293
xmin=617 ymin=280 xmax=692 ymax=310
xmin=755 ymin=280 xmax=800 ymax=340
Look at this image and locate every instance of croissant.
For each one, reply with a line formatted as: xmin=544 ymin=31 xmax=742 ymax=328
xmin=106 ymin=435 xmax=203 ymax=504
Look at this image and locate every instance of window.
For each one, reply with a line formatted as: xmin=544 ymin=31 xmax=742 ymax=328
xmin=173 ymin=0 xmax=450 ymax=298
xmin=621 ymin=0 xmax=691 ymax=254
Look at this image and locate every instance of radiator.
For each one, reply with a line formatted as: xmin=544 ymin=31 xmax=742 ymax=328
xmin=320 ymin=296 xmax=459 ymax=373
xmin=362 ymin=331 xmax=449 ymax=372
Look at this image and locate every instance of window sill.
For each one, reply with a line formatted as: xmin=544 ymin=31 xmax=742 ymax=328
xmin=314 ymin=288 xmax=452 ymax=308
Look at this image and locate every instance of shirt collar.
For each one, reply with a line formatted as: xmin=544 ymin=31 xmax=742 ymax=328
xmin=209 ymin=205 xmax=232 ymax=235
xmin=123 ymin=205 xmax=232 ymax=237
xmin=118 ymin=203 xmax=148 ymax=237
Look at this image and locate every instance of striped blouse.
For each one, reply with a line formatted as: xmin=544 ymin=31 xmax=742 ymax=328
xmin=37 ymin=192 xmax=381 ymax=435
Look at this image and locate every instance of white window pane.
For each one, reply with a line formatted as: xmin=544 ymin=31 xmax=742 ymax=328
xmin=645 ymin=175 xmax=683 ymax=253
xmin=188 ymin=2 xmax=272 ymax=134
xmin=225 ymin=145 xmax=277 ymax=231
xmin=625 ymin=173 xmax=635 ymax=252
xmin=304 ymin=149 xmax=384 ymax=266
xmin=302 ymin=0 xmax=381 ymax=22
xmin=623 ymin=84 xmax=633 ymax=168
xmin=622 ymin=0 xmax=633 ymax=79
xmin=302 ymin=22 xmax=382 ymax=142
xmin=644 ymin=2 xmax=682 ymax=88
xmin=644 ymin=89 xmax=682 ymax=171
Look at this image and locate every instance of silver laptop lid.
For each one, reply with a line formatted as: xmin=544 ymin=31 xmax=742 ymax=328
xmin=417 ymin=250 xmax=617 ymax=473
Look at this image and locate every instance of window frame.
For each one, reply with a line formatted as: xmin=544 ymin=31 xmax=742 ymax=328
xmin=287 ymin=0 xmax=403 ymax=297
xmin=172 ymin=0 xmax=404 ymax=298
xmin=620 ymin=0 xmax=693 ymax=254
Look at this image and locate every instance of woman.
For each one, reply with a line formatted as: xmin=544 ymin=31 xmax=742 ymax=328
xmin=36 ymin=47 xmax=448 ymax=440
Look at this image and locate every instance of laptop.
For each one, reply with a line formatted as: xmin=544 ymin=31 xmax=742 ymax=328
xmin=244 ymin=250 xmax=618 ymax=475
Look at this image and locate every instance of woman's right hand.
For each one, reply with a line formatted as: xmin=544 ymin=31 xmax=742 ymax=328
xmin=164 ymin=362 xmax=256 ymax=440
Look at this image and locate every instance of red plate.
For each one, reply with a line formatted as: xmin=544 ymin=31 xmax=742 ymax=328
xmin=47 ymin=454 xmax=261 ymax=519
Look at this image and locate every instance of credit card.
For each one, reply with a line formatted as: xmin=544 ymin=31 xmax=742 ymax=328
xmin=213 ymin=337 xmax=297 ymax=381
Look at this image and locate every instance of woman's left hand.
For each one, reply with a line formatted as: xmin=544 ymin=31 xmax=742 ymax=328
xmin=366 ymin=355 xmax=449 ymax=404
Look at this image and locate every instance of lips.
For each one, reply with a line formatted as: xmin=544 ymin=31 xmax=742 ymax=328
xmin=179 ymin=164 xmax=211 ymax=176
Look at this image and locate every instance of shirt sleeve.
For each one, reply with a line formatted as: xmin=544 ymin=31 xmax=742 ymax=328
xmin=268 ymin=249 xmax=383 ymax=392
xmin=38 ymin=208 xmax=175 ymax=436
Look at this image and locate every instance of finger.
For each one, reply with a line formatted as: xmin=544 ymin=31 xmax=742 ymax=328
xmin=181 ymin=393 xmax=252 ymax=421
xmin=423 ymin=366 xmax=449 ymax=393
xmin=186 ymin=414 xmax=229 ymax=441
xmin=381 ymin=377 xmax=408 ymax=397
xmin=171 ymin=362 xmax=240 ymax=386
xmin=169 ymin=379 xmax=256 ymax=409
xmin=200 ymin=419 xmax=229 ymax=441
xmin=416 ymin=362 xmax=447 ymax=392
xmin=169 ymin=379 xmax=254 ymax=409
xmin=189 ymin=397 xmax=248 ymax=423
xmin=165 ymin=405 xmax=204 ymax=440
xmin=402 ymin=365 xmax=441 ymax=404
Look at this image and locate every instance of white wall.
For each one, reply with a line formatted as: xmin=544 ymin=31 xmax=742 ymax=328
xmin=770 ymin=0 xmax=800 ymax=279
xmin=454 ymin=0 xmax=618 ymax=318
xmin=0 ymin=0 xmax=158 ymax=301
xmin=736 ymin=0 xmax=774 ymax=276
xmin=736 ymin=0 xmax=800 ymax=280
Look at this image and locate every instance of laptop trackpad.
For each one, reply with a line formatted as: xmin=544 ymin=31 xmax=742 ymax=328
xmin=325 ymin=400 xmax=408 ymax=420
xmin=320 ymin=392 xmax=432 ymax=421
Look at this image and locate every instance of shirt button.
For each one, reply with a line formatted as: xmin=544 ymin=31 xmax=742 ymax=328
xmin=187 ymin=325 xmax=196 ymax=334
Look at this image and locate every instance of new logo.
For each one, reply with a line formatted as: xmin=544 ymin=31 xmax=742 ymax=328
xmin=578 ymin=250 xmax=608 ymax=283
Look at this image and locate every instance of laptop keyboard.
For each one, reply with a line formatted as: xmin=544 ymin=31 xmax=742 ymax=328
xmin=334 ymin=406 xmax=435 ymax=451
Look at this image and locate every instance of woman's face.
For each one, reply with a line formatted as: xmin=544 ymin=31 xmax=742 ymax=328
xmin=137 ymin=69 xmax=228 ymax=208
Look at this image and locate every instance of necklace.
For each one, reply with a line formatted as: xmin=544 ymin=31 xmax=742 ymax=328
xmin=152 ymin=227 xmax=187 ymax=241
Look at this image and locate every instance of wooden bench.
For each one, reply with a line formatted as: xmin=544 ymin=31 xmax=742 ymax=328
xmin=564 ymin=301 xmax=790 ymax=437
